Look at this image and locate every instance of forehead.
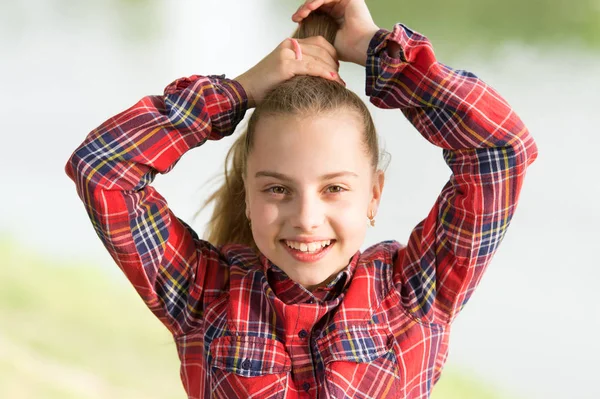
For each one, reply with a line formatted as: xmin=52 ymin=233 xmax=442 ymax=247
xmin=247 ymin=111 xmax=370 ymax=180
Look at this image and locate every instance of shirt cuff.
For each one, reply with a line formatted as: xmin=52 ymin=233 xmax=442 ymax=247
xmin=365 ymin=23 xmax=432 ymax=97
xmin=209 ymin=74 xmax=250 ymax=116
xmin=164 ymin=73 xmax=249 ymax=115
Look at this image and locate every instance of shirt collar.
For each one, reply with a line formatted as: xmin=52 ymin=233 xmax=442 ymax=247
xmin=259 ymin=251 xmax=361 ymax=305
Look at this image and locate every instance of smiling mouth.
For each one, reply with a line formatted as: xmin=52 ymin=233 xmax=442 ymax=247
xmin=283 ymin=239 xmax=333 ymax=253
xmin=280 ymin=239 xmax=336 ymax=263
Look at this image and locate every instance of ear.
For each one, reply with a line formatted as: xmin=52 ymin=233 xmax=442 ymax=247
xmin=369 ymin=170 xmax=385 ymax=216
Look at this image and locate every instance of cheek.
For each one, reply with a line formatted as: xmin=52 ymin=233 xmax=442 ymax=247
xmin=328 ymin=196 xmax=368 ymax=233
xmin=249 ymin=205 xmax=279 ymax=252
xmin=250 ymin=197 xmax=282 ymax=233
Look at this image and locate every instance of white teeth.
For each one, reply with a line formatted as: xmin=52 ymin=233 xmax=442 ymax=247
xmin=285 ymin=240 xmax=332 ymax=253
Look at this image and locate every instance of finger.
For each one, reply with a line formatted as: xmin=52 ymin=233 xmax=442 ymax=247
xmin=292 ymin=0 xmax=329 ymax=22
xmin=300 ymin=43 xmax=339 ymax=71
xmin=282 ymin=41 xmax=338 ymax=72
xmin=292 ymin=59 xmax=346 ymax=87
xmin=296 ymin=36 xmax=338 ymax=62
xmin=304 ymin=53 xmax=338 ymax=74
xmin=289 ymin=38 xmax=303 ymax=60
xmin=283 ymin=38 xmax=338 ymax=70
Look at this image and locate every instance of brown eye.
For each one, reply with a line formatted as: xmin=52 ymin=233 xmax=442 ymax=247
xmin=269 ymin=186 xmax=287 ymax=195
xmin=327 ymin=185 xmax=344 ymax=193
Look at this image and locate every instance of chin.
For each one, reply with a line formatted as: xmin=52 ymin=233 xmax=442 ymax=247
xmin=291 ymin=259 xmax=343 ymax=285
xmin=297 ymin=269 xmax=329 ymax=283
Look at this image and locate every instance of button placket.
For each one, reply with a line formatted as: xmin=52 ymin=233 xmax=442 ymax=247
xmin=282 ymin=303 xmax=322 ymax=395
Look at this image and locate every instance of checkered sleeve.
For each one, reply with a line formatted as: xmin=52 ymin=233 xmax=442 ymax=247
xmin=65 ymin=75 xmax=248 ymax=336
xmin=366 ymin=24 xmax=538 ymax=324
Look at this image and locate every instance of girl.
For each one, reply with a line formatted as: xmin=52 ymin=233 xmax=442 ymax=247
xmin=65 ymin=0 xmax=538 ymax=398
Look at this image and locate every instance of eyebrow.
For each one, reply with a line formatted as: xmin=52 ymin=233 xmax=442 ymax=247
xmin=254 ymin=171 xmax=359 ymax=181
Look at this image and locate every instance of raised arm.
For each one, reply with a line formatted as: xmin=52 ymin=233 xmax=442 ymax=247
xmin=366 ymin=24 xmax=538 ymax=324
xmin=65 ymin=75 xmax=248 ymax=337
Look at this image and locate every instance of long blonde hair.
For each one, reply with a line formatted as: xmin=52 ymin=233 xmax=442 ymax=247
xmin=201 ymin=11 xmax=382 ymax=249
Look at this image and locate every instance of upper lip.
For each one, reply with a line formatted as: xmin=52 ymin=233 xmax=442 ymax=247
xmin=281 ymin=237 xmax=335 ymax=243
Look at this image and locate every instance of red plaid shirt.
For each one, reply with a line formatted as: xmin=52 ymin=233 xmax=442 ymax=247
xmin=65 ymin=24 xmax=538 ymax=398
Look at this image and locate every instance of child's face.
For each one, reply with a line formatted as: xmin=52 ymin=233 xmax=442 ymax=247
xmin=245 ymin=110 xmax=384 ymax=290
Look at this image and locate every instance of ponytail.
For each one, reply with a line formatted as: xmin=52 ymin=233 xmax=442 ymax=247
xmin=200 ymin=132 xmax=254 ymax=247
xmin=291 ymin=10 xmax=338 ymax=44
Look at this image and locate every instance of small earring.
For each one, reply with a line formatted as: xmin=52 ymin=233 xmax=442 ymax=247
xmin=368 ymin=210 xmax=376 ymax=227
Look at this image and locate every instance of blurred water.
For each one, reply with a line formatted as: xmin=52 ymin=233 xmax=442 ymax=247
xmin=1 ymin=0 xmax=599 ymax=398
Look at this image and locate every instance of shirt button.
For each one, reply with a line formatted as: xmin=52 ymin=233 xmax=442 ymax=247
xmin=241 ymin=359 xmax=252 ymax=370
xmin=298 ymin=329 xmax=308 ymax=339
xmin=302 ymin=382 xmax=310 ymax=392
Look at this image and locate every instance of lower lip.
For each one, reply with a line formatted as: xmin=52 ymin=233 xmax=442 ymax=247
xmin=281 ymin=241 xmax=335 ymax=263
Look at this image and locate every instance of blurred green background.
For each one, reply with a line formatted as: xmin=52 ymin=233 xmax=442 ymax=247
xmin=1 ymin=0 xmax=598 ymax=398
xmin=369 ymin=0 xmax=600 ymax=54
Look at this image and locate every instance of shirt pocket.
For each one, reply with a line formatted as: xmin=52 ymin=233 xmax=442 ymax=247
xmin=209 ymin=335 xmax=292 ymax=399
xmin=316 ymin=326 xmax=400 ymax=398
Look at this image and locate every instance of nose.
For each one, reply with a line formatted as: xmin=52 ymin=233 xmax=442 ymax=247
xmin=290 ymin=192 xmax=325 ymax=231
